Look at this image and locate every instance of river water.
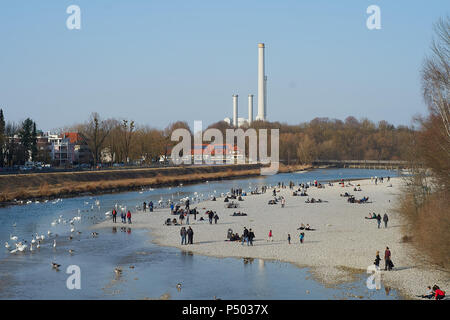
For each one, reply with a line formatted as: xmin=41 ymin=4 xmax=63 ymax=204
xmin=0 ymin=168 xmax=402 ymax=299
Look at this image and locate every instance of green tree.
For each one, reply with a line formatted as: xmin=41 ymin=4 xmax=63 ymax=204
xmin=18 ymin=118 xmax=35 ymax=162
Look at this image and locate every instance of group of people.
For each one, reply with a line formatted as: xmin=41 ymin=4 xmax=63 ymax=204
xmin=374 ymin=247 xmax=394 ymax=271
xmin=180 ymin=226 xmax=194 ymax=245
xmin=297 ymin=223 xmax=315 ymax=231
xmin=372 ymin=176 xmax=390 ymax=185
xmin=111 ymin=208 xmax=131 ymax=224
xmin=365 ymin=212 xmax=389 ymax=228
xmin=347 ymin=195 xmax=369 ymax=203
xmin=286 ymin=232 xmax=304 ymax=244
xmin=142 ymin=201 xmax=154 ymax=212
xmin=420 ymin=285 xmax=446 ymax=300
xmin=305 ymin=198 xmax=323 ymax=203
xmin=241 ymin=227 xmax=256 ymax=246
xmin=205 ymin=210 xmax=219 ymax=224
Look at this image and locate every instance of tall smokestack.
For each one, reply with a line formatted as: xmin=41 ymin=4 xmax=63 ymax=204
xmin=256 ymin=43 xmax=266 ymax=121
xmin=232 ymin=94 xmax=238 ymax=127
xmin=248 ymin=94 xmax=253 ymax=125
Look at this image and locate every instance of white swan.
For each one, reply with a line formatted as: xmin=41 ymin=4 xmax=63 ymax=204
xmin=5 ymin=242 xmax=10 ymax=249
xmin=47 ymin=230 xmax=52 ymax=236
xmin=17 ymin=242 xmax=27 ymax=252
xmin=53 ymin=240 xmax=56 ymax=248
xmin=70 ymin=227 xmax=75 ymax=233
xmin=10 ymin=235 xmax=18 ymax=241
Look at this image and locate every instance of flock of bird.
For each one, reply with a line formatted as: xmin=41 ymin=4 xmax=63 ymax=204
xmin=4 ymin=198 xmax=105 ymax=271
xmin=4 ymin=182 xmax=258 ymax=278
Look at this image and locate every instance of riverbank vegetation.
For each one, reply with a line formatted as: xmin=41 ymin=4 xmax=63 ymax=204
xmin=0 ymin=163 xmax=309 ymax=203
xmin=397 ymin=17 xmax=450 ymax=269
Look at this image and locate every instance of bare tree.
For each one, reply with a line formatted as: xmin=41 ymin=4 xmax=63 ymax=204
xmin=77 ymin=113 xmax=113 ymax=166
xmin=422 ymin=16 xmax=450 ymax=146
xmin=121 ymin=119 xmax=135 ymax=163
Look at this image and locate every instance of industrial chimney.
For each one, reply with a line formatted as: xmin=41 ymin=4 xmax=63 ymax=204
xmin=256 ymin=43 xmax=266 ymax=121
xmin=232 ymin=94 xmax=238 ymax=127
xmin=248 ymin=94 xmax=253 ymax=125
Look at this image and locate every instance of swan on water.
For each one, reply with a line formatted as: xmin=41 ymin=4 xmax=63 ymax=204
xmin=53 ymin=240 xmax=56 ymax=248
xmin=10 ymin=235 xmax=18 ymax=241
xmin=5 ymin=242 xmax=11 ymax=249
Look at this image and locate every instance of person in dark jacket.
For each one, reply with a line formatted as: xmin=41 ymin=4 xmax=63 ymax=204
xmin=112 ymin=209 xmax=117 ymax=223
xmin=242 ymin=227 xmax=249 ymax=246
xmin=187 ymin=227 xmax=194 ymax=244
xmin=374 ymin=251 xmax=381 ymax=267
xmin=383 ymin=213 xmax=389 ymax=228
xmin=208 ymin=211 xmax=214 ymax=224
xmin=149 ymin=201 xmax=153 ymax=212
xmin=143 ymin=202 xmax=147 ymax=212
xmin=248 ymin=229 xmax=255 ymax=246
xmin=214 ymin=213 xmax=219 ymax=224
xmin=376 ymin=214 xmax=382 ymax=228
xmin=179 ymin=211 xmax=185 ymax=225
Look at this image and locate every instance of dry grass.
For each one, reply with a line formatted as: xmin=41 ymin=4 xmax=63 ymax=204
xmin=397 ymin=191 xmax=450 ymax=269
xmin=0 ymin=163 xmax=311 ymax=203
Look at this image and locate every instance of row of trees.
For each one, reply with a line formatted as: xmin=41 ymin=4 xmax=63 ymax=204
xmin=75 ymin=113 xmax=191 ymax=165
xmin=0 ymin=109 xmax=41 ymax=167
xmin=73 ymin=111 xmax=412 ymax=167
xmin=205 ymin=117 xmax=412 ymax=164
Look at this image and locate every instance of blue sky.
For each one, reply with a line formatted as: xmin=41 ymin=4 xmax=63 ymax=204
xmin=0 ymin=0 xmax=448 ymax=131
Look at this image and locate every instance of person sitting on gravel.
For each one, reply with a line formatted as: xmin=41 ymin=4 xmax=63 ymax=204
xmin=229 ymin=233 xmax=241 ymax=241
xmin=433 ymin=285 xmax=446 ymax=300
xmin=231 ymin=211 xmax=247 ymax=216
xmin=365 ymin=212 xmax=377 ymax=219
xmin=297 ymin=223 xmax=306 ymax=230
xmin=419 ymin=286 xmax=435 ymax=299
xmin=305 ymin=224 xmax=316 ymax=231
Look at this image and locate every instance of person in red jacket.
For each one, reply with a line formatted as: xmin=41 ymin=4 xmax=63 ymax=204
xmin=433 ymin=285 xmax=446 ymax=300
xmin=126 ymin=210 xmax=132 ymax=224
xmin=384 ymin=247 xmax=392 ymax=271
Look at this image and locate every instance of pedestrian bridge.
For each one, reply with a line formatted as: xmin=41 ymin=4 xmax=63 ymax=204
xmin=312 ymin=160 xmax=408 ymax=170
